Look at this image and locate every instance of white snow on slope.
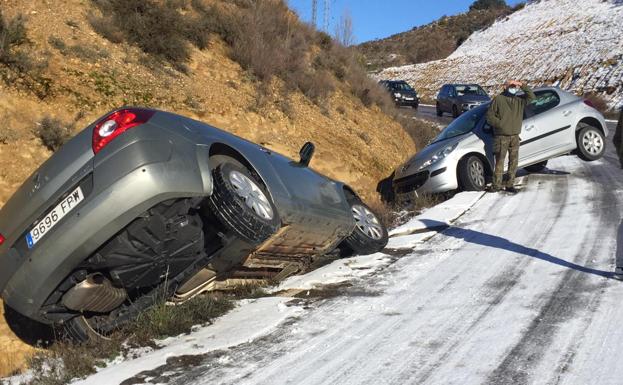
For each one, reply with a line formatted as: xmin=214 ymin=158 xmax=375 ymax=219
xmin=73 ymin=298 xmax=302 ymax=385
xmin=377 ymin=0 xmax=623 ymax=108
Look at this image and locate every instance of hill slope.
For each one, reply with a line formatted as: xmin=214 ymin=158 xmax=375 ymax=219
xmin=357 ymin=5 xmax=515 ymax=71
xmin=376 ymin=0 xmax=623 ymax=108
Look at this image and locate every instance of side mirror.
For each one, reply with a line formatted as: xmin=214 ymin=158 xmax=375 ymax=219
xmin=299 ymin=142 xmax=315 ymax=167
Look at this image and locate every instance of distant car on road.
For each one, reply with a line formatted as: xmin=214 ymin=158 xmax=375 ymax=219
xmin=394 ymin=87 xmax=608 ymax=195
xmin=379 ymin=80 xmax=420 ymax=109
xmin=0 ymin=108 xmax=388 ymax=341
xmin=436 ymin=84 xmax=491 ymax=118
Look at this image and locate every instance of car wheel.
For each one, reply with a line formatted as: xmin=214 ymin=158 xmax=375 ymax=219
xmin=341 ymin=193 xmax=388 ymax=255
xmin=412 ymin=104 xmax=419 ymax=110
xmin=576 ymin=124 xmax=605 ymax=161
xmin=524 ymin=160 xmax=548 ymax=173
xmin=458 ymin=155 xmax=486 ymax=191
xmin=436 ymin=103 xmax=443 ymax=117
xmin=452 ymin=105 xmax=459 ymax=118
xmin=207 ymin=157 xmax=279 ymax=244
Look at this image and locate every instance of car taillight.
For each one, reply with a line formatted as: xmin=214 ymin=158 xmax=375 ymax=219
xmin=0 ymin=233 xmax=5 ymax=246
xmin=92 ymin=109 xmax=155 ymax=154
xmin=584 ymin=99 xmax=596 ymax=109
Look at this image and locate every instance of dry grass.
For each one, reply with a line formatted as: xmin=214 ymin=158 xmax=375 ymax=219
xmin=24 ymin=294 xmax=234 ymax=385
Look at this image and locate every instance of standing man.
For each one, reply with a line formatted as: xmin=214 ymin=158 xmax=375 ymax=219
xmin=486 ymin=80 xmax=536 ymax=193
xmin=614 ymin=105 xmax=623 ymax=169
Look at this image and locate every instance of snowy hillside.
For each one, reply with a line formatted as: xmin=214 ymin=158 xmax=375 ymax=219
xmin=377 ymin=0 xmax=623 ymax=108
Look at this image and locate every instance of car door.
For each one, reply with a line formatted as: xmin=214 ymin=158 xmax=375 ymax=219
xmin=447 ymin=86 xmax=457 ymax=111
xmin=529 ymin=90 xmax=576 ymax=155
xmin=518 ymin=90 xmax=572 ymax=164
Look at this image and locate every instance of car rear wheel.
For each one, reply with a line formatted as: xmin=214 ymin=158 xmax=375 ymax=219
xmin=436 ymin=103 xmax=443 ymax=117
xmin=207 ymin=157 xmax=279 ymax=244
xmin=524 ymin=160 xmax=548 ymax=173
xmin=576 ymin=124 xmax=605 ymax=161
xmin=341 ymin=193 xmax=388 ymax=255
xmin=458 ymin=155 xmax=486 ymax=191
xmin=452 ymin=105 xmax=459 ymax=118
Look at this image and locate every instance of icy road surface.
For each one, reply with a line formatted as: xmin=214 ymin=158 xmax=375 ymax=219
xmin=76 ymin=123 xmax=622 ymax=385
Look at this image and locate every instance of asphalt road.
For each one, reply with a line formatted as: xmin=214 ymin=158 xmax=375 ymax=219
xmin=142 ymin=123 xmax=622 ymax=383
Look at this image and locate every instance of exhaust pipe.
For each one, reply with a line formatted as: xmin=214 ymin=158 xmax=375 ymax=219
xmin=62 ymin=273 xmax=127 ymax=313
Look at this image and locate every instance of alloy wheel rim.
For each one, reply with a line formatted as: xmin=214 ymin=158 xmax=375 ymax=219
xmin=470 ymin=160 xmax=485 ymax=187
xmin=351 ymin=205 xmax=383 ymax=240
xmin=582 ymin=130 xmax=603 ymax=155
xmin=229 ymin=170 xmax=274 ymax=220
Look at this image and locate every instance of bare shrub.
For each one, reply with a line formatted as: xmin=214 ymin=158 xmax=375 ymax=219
xmin=34 ymin=116 xmax=73 ymax=152
xmin=90 ymin=0 xmax=191 ymax=64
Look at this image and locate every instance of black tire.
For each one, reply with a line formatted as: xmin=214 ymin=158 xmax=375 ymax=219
xmin=524 ymin=160 xmax=548 ymax=173
xmin=207 ymin=157 xmax=279 ymax=244
xmin=452 ymin=104 xmax=459 ymax=118
xmin=436 ymin=103 xmax=443 ymax=117
xmin=458 ymin=155 xmax=486 ymax=191
xmin=412 ymin=104 xmax=419 ymax=110
xmin=341 ymin=194 xmax=388 ymax=255
xmin=576 ymin=124 xmax=605 ymax=161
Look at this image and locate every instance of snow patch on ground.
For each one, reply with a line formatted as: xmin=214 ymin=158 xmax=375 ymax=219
xmin=389 ymin=191 xmax=485 ymax=237
xmin=273 ymin=253 xmax=391 ymax=292
xmin=73 ymin=297 xmax=302 ymax=385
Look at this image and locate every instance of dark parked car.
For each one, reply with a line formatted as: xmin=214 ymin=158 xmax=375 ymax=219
xmin=0 ymin=108 xmax=388 ymax=341
xmin=379 ymin=80 xmax=419 ymax=109
xmin=436 ymin=84 xmax=490 ymax=118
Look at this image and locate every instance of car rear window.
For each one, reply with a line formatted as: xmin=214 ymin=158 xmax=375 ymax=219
xmin=455 ymin=85 xmax=487 ymax=96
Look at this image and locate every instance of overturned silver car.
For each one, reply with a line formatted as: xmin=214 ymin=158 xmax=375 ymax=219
xmin=0 ymin=108 xmax=388 ymax=341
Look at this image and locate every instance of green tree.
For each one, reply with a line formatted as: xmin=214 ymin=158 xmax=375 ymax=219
xmin=469 ymin=0 xmax=508 ymax=11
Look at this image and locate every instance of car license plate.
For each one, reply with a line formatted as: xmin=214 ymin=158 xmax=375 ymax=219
xmin=26 ymin=186 xmax=84 ymax=248
xmin=404 ymin=97 xmax=414 ymax=101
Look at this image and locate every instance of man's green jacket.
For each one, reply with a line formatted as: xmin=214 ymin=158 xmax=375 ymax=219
xmin=486 ymin=85 xmax=536 ymax=136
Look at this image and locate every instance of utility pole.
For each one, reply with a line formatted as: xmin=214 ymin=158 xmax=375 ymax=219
xmin=323 ymin=0 xmax=330 ymax=32
xmin=311 ymin=0 xmax=318 ymax=28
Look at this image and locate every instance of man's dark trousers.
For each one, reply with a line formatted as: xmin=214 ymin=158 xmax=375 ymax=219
xmin=493 ymin=134 xmax=520 ymax=189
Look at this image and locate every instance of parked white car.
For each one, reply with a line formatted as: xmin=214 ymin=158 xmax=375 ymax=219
xmin=393 ymin=87 xmax=608 ymax=194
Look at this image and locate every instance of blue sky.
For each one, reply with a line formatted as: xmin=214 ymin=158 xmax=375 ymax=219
xmin=287 ymin=0 xmax=524 ymax=44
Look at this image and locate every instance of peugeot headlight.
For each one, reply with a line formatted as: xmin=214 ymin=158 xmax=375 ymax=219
xmin=418 ymin=143 xmax=458 ymax=170
xmin=394 ymin=93 xmax=401 ymax=98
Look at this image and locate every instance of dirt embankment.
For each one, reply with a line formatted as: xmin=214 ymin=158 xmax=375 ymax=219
xmin=0 ymin=0 xmax=416 ymax=377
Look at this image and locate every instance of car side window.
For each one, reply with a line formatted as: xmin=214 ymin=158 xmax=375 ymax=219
xmin=528 ymin=91 xmax=561 ymax=116
xmin=449 ymin=87 xmax=456 ymax=97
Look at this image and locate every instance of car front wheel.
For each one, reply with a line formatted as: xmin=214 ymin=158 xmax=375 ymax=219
xmin=458 ymin=155 xmax=486 ymax=191
xmin=436 ymin=103 xmax=443 ymax=117
xmin=576 ymin=124 xmax=605 ymax=161
xmin=341 ymin=194 xmax=388 ymax=255
xmin=452 ymin=105 xmax=459 ymax=118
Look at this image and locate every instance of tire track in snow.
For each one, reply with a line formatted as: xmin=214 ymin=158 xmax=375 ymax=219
xmin=402 ymin=171 xmax=571 ymax=385
xmin=486 ymin=162 xmax=621 ymax=385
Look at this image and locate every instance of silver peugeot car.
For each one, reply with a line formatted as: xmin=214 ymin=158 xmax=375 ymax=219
xmin=393 ymin=87 xmax=608 ymax=195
